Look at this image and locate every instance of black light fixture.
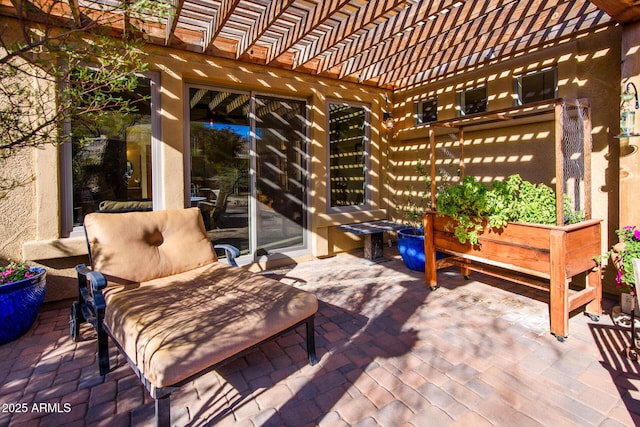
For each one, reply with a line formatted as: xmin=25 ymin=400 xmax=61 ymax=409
xmin=383 ymin=111 xmax=394 ymax=130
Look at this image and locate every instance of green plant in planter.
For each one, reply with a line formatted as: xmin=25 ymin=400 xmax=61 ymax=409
xmin=436 ymin=174 xmax=584 ymax=245
xmin=606 ymin=226 xmax=640 ymax=294
xmin=0 ymin=261 xmax=39 ymax=285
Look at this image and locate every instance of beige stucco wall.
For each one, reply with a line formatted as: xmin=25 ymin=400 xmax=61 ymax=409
xmin=391 ymin=25 xmax=622 ymax=295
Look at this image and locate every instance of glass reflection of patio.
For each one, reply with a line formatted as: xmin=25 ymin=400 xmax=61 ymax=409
xmin=1 ymin=248 xmax=637 ymax=426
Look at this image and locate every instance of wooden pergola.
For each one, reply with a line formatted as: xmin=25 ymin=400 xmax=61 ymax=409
xmin=1 ymin=0 xmax=638 ymax=91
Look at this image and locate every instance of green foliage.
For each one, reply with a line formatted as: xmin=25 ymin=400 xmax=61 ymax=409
xmin=436 ymin=176 xmax=488 ymax=244
xmin=608 ymin=226 xmax=640 ymax=293
xmin=436 ymin=174 xmax=585 ymax=245
xmin=0 ymin=261 xmax=37 ymax=285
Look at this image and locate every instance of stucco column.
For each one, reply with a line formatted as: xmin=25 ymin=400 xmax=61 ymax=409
xmin=620 ymin=22 xmax=640 ymax=228
xmin=159 ymin=67 xmax=186 ymax=210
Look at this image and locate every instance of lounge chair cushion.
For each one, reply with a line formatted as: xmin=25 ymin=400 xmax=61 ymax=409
xmin=84 ymin=208 xmax=217 ymax=283
xmin=103 ymin=262 xmax=318 ymax=387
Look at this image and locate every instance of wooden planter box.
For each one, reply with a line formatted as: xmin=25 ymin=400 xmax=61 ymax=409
xmin=424 ymin=211 xmax=602 ymax=340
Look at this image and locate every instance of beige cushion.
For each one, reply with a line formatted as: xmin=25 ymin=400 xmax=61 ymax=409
xmin=84 ymin=208 xmax=217 ymax=283
xmin=103 ymin=262 xmax=318 ymax=387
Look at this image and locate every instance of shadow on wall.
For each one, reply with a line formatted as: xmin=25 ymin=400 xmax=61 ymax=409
xmin=35 ymin=256 xmax=89 ymax=306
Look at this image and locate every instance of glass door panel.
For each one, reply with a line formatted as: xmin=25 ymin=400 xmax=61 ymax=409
xmin=189 ymin=89 xmax=250 ymax=255
xmin=254 ymin=95 xmax=308 ymax=252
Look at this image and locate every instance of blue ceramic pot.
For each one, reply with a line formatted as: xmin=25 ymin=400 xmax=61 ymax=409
xmin=0 ymin=267 xmax=46 ymax=345
xmin=398 ymin=228 xmax=426 ymax=271
xmin=398 ymin=228 xmax=443 ymax=272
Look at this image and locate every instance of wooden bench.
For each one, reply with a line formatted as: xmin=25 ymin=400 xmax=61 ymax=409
xmin=70 ymin=208 xmax=318 ymax=426
xmin=338 ymin=220 xmax=406 ymax=262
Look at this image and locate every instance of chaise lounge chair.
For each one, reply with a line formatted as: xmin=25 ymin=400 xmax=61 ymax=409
xmin=70 ymin=207 xmax=318 ymax=426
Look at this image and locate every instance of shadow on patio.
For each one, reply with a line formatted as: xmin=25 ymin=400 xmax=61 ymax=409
xmin=0 ymin=248 xmax=637 ymax=426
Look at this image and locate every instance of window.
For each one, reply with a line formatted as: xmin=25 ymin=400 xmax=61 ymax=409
xmin=415 ymin=97 xmax=437 ymax=125
xmin=515 ymin=67 xmax=557 ymax=105
xmin=62 ymin=75 xmax=159 ymax=234
xmin=458 ymin=85 xmax=487 ymax=116
xmin=328 ymin=102 xmax=369 ymax=208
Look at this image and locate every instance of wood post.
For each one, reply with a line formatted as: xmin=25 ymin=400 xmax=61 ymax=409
xmin=424 ymin=213 xmax=437 ymax=289
xmin=549 ymin=229 xmax=569 ymax=338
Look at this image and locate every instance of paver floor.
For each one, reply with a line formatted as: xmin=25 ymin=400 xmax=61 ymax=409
xmin=1 ymin=249 xmax=639 ymax=426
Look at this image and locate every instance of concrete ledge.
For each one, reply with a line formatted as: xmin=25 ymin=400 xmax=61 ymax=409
xmin=22 ymin=236 xmax=88 ymax=261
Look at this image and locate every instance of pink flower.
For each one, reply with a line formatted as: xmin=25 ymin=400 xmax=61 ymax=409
xmin=634 ymin=229 xmax=640 ymax=241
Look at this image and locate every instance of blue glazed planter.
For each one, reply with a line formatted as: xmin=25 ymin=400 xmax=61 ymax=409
xmin=0 ymin=267 xmax=46 ymax=345
xmin=398 ymin=228 xmax=426 ymax=271
xmin=398 ymin=228 xmax=443 ymax=272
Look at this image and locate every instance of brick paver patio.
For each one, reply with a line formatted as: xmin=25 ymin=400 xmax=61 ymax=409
xmin=1 ymin=249 xmax=639 ymax=426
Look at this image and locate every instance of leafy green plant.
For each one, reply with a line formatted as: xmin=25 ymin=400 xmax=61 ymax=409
xmin=436 ymin=174 xmax=584 ymax=245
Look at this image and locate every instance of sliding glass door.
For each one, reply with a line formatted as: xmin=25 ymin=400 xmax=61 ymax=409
xmin=255 ymin=95 xmax=308 ymax=251
xmin=188 ymin=87 xmax=308 ymax=260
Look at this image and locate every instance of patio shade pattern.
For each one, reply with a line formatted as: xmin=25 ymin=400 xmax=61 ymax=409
xmin=0 ymin=0 xmax=637 ymax=90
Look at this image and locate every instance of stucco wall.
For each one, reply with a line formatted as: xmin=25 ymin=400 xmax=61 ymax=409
xmin=390 ymin=25 xmax=622 ymax=295
xmin=0 ymin=147 xmax=36 ymax=258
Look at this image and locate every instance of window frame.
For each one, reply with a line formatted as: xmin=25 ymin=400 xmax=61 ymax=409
xmin=457 ymin=85 xmax=487 ymax=117
xmin=415 ymin=97 xmax=438 ymax=126
xmin=183 ymin=84 xmax=312 ymax=262
xmin=60 ymin=71 xmax=161 ymax=237
xmin=514 ymin=66 xmax=558 ymax=106
xmin=326 ymin=99 xmax=371 ymax=212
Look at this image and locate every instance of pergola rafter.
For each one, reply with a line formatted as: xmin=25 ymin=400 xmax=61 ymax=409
xmin=367 ymin=0 xmax=600 ymax=87
xmin=236 ymin=0 xmax=294 ymax=59
xmin=345 ymin=0 xmax=572 ymax=83
xmin=396 ymin=9 xmax=611 ymax=89
xmin=0 ymin=0 xmax=634 ymax=89
xmin=290 ymin=0 xmax=403 ymax=69
xmin=265 ymin=0 xmax=353 ymax=64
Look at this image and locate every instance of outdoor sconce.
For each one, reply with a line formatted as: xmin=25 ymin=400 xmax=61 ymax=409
xmin=620 ymin=82 xmax=639 ymax=137
xmin=384 ymin=111 xmax=394 ymax=130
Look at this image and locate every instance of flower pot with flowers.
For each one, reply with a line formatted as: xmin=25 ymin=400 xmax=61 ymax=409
xmin=609 ymin=226 xmax=640 ymax=315
xmin=0 ymin=261 xmax=47 ymax=345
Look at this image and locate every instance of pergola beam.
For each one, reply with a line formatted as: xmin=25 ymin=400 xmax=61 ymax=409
xmin=317 ymin=0 xmax=463 ymax=75
xmin=394 ymin=9 xmax=610 ymax=89
xmin=266 ymin=0 xmax=353 ymax=65
xmin=236 ymin=0 xmax=295 ymax=59
xmin=165 ymin=0 xmax=184 ymax=46
xmin=203 ymin=0 xmax=241 ymax=53
xmin=293 ymin=0 xmax=402 ymax=70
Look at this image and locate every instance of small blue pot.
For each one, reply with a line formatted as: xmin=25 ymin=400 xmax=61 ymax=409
xmin=398 ymin=228 xmax=443 ymax=272
xmin=398 ymin=228 xmax=426 ymax=271
xmin=0 ymin=267 xmax=46 ymax=345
